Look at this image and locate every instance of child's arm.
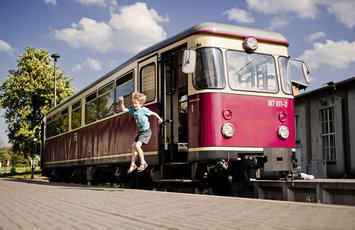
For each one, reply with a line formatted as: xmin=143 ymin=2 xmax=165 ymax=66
xmin=150 ymin=112 xmax=163 ymax=124
xmin=119 ymin=96 xmax=129 ymax=112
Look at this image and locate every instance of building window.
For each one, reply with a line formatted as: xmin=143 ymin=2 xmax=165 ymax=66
xmin=295 ymin=115 xmax=300 ymax=142
xmin=320 ymin=107 xmax=336 ymax=161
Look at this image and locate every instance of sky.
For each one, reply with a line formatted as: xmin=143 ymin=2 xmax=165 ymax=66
xmin=0 ymin=0 xmax=355 ymax=146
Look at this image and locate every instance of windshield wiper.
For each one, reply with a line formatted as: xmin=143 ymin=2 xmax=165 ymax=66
xmin=234 ymin=59 xmax=253 ymax=76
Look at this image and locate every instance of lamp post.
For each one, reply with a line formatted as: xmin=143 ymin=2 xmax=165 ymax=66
xmin=51 ymin=53 xmax=60 ymax=107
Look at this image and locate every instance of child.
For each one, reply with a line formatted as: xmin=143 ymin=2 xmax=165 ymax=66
xmin=119 ymin=92 xmax=163 ymax=173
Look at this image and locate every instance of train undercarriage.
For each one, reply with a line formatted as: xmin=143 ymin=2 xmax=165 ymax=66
xmin=43 ymin=148 xmax=299 ymax=196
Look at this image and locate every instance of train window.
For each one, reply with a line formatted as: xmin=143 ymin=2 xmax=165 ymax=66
xmin=278 ymin=57 xmax=293 ymax=95
xmin=227 ymin=50 xmax=278 ymax=93
xmin=60 ymin=108 xmax=69 ymax=133
xmin=116 ymin=71 xmax=134 ymax=113
xmin=98 ymin=82 xmax=115 ymax=119
xmin=193 ymin=48 xmax=225 ymax=89
xmin=71 ymin=100 xmax=81 ymax=130
xmin=53 ymin=112 xmax=61 ymax=136
xmin=140 ymin=63 xmax=155 ymax=103
xmin=85 ymin=92 xmax=98 ymax=124
xmin=98 ymin=82 xmax=114 ymax=95
xmin=46 ymin=116 xmax=54 ymax=138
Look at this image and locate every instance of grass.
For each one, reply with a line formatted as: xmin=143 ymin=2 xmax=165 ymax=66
xmin=0 ymin=166 xmax=44 ymax=179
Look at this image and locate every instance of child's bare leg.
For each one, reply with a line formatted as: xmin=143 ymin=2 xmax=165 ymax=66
xmin=131 ymin=142 xmax=138 ymax=164
xmin=136 ymin=141 xmax=148 ymax=172
xmin=135 ymin=141 xmax=146 ymax=164
xmin=127 ymin=142 xmax=138 ymax=174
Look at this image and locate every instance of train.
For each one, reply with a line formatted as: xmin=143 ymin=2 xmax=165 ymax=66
xmin=41 ymin=22 xmax=310 ymax=195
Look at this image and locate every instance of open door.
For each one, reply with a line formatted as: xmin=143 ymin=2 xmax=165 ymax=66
xmin=161 ymin=47 xmax=188 ymax=162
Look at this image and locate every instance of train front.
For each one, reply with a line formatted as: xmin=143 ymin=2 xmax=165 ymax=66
xmin=184 ymin=32 xmax=308 ymax=190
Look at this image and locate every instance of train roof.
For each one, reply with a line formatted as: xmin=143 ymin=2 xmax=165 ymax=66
xmin=48 ymin=22 xmax=289 ymax=114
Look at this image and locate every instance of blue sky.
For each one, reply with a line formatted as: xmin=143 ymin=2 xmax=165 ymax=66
xmin=1 ymin=0 xmax=355 ymax=146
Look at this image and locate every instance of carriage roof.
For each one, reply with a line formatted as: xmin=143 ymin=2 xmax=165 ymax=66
xmin=48 ymin=22 xmax=288 ymax=113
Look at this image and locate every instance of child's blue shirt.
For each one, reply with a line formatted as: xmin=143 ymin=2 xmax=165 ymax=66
xmin=129 ymin=107 xmax=152 ymax=131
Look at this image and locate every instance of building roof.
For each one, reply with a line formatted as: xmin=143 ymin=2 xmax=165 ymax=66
xmin=295 ymin=76 xmax=355 ymax=99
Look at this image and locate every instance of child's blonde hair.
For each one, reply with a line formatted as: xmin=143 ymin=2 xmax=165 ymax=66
xmin=132 ymin=92 xmax=147 ymax=105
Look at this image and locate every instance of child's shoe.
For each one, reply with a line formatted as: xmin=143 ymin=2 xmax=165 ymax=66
xmin=127 ymin=163 xmax=137 ymax=174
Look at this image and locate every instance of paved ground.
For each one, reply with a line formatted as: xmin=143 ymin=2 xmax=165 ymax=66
xmin=1 ymin=178 xmax=355 ymax=230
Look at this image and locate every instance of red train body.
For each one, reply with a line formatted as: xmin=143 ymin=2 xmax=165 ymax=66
xmin=42 ymin=22 xmax=309 ymax=194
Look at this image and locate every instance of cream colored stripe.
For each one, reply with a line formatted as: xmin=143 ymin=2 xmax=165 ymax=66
xmin=188 ymin=147 xmax=264 ymax=152
xmin=44 ymin=151 xmax=157 ymax=165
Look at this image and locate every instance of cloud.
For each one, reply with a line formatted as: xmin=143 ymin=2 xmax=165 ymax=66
xmin=54 ymin=17 xmax=114 ymax=53
xmin=44 ymin=0 xmax=56 ymax=5
xmin=72 ymin=64 xmax=82 ymax=72
xmin=246 ymin=0 xmax=318 ymax=19
xmin=53 ymin=2 xmax=168 ymax=53
xmin=266 ymin=15 xmax=291 ymax=30
xmin=306 ymin=31 xmax=326 ymax=42
xmin=246 ymin=0 xmax=355 ymax=29
xmin=74 ymin=0 xmax=107 ymax=7
xmin=297 ymin=40 xmax=355 ymax=70
xmin=222 ymin=7 xmax=255 ymax=24
xmin=0 ymin=39 xmax=16 ymax=56
xmin=73 ymin=58 xmax=102 ymax=71
xmin=86 ymin=58 xmax=102 ymax=70
xmin=324 ymin=0 xmax=355 ymax=28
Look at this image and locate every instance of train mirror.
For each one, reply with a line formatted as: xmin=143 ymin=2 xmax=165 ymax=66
xmin=182 ymin=50 xmax=196 ymax=74
xmin=302 ymin=62 xmax=311 ymax=84
xmin=290 ymin=59 xmax=311 ymax=85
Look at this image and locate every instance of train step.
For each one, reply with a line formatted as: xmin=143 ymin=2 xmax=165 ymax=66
xmin=159 ymin=161 xmax=192 ymax=181
xmin=162 ymin=162 xmax=189 ymax=166
xmin=159 ymin=179 xmax=198 ymax=183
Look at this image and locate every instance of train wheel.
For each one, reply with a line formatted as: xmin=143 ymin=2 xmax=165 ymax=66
xmin=209 ymin=171 xmax=231 ymax=196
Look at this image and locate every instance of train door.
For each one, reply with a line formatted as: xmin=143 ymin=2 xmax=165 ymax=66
xmin=161 ymin=47 xmax=188 ymax=162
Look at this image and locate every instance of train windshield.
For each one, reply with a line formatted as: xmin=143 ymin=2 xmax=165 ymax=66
xmin=193 ymin=48 xmax=225 ymax=89
xmin=226 ymin=50 xmax=278 ymax=93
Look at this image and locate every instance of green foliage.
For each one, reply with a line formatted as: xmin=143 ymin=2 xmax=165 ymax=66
xmin=10 ymin=150 xmax=29 ymax=167
xmin=0 ymin=46 xmax=76 ymax=157
xmin=0 ymin=150 xmax=11 ymax=163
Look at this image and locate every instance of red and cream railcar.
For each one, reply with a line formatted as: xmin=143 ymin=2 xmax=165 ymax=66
xmin=42 ymin=22 xmax=309 ymax=193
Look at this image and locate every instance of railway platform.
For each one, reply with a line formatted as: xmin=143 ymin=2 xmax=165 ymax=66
xmin=249 ymin=178 xmax=355 ymax=205
xmin=0 ymin=178 xmax=355 ymax=230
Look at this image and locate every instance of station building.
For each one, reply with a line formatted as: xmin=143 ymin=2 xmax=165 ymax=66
xmin=294 ymin=76 xmax=355 ymax=178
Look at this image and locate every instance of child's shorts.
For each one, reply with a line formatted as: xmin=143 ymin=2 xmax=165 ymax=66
xmin=135 ymin=129 xmax=152 ymax=145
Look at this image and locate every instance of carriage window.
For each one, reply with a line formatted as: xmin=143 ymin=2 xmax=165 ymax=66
xmin=140 ymin=63 xmax=155 ymax=102
xmin=46 ymin=108 xmax=69 ymax=138
xmin=98 ymin=82 xmax=115 ymax=119
xmin=116 ymin=71 xmax=134 ymax=113
xmin=227 ymin=51 xmax=278 ymax=93
xmin=60 ymin=108 xmax=69 ymax=133
xmin=85 ymin=92 xmax=97 ymax=124
xmin=46 ymin=116 xmax=54 ymax=138
xmin=71 ymin=100 xmax=82 ymax=130
xmin=193 ymin=48 xmax=225 ymax=89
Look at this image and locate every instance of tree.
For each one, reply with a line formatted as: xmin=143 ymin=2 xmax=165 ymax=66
xmin=0 ymin=46 xmax=76 ymax=157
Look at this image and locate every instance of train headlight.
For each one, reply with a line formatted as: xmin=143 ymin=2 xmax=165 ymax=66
xmin=278 ymin=125 xmax=289 ymax=140
xmin=222 ymin=123 xmax=235 ymax=138
xmin=244 ymin=36 xmax=258 ymax=52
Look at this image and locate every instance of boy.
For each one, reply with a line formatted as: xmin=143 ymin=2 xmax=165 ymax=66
xmin=119 ymin=92 xmax=163 ymax=173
